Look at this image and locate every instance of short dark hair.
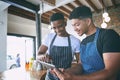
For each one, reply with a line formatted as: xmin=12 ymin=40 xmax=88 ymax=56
xmin=69 ymin=5 xmax=92 ymax=20
xmin=50 ymin=12 xmax=64 ymax=22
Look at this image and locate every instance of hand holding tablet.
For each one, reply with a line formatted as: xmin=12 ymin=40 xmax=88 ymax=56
xmin=37 ymin=60 xmax=55 ymax=70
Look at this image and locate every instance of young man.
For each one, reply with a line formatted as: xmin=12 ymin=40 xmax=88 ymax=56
xmin=37 ymin=13 xmax=80 ymax=80
xmin=53 ymin=5 xmax=120 ymax=80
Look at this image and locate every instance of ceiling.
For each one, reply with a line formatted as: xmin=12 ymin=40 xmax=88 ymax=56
xmin=2 ymin=0 xmax=120 ymax=24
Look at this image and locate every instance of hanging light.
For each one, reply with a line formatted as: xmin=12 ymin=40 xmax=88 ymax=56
xmin=101 ymin=11 xmax=111 ymax=28
xmin=104 ymin=16 xmax=111 ymax=22
xmin=102 ymin=12 xmax=109 ymax=18
xmin=101 ymin=22 xmax=107 ymax=28
xmin=101 ymin=0 xmax=111 ymax=28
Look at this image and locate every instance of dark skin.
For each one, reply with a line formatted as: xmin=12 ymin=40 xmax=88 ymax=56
xmin=52 ymin=18 xmax=120 ymax=80
xmin=37 ymin=19 xmax=80 ymax=63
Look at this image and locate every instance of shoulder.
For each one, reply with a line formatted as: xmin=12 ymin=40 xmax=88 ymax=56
xmin=42 ymin=32 xmax=56 ymax=45
xmin=46 ymin=32 xmax=56 ymax=39
xmin=47 ymin=32 xmax=56 ymax=37
xmin=99 ymin=28 xmax=120 ymax=39
xmin=70 ymin=34 xmax=80 ymax=40
xmin=97 ymin=28 xmax=120 ymax=55
xmin=98 ymin=28 xmax=120 ymax=50
xmin=99 ymin=28 xmax=118 ymax=36
xmin=69 ymin=34 xmax=80 ymax=43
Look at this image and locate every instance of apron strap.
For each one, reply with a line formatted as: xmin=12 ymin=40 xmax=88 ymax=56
xmin=50 ymin=34 xmax=57 ymax=48
xmin=68 ymin=35 xmax=72 ymax=54
xmin=94 ymin=27 xmax=100 ymax=42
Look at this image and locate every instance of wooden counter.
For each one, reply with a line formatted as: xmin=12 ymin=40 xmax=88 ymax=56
xmin=0 ymin=68 xmax=46 ymax=80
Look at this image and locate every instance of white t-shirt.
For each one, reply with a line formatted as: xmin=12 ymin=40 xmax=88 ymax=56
xmin=42 ymin=33 xmax=80 ymax=57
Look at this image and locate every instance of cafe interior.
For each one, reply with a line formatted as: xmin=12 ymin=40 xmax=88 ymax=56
xmin=0 ymin=0 xmax=120 ymax=80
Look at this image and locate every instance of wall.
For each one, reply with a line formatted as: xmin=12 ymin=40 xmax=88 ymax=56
xmin=0 ymin=1 xmax=10 ymax=72
xmin=8 ymin=14 xmax=51 ymax=40
xmin=93 ymin=6 xmax=120 ymax=35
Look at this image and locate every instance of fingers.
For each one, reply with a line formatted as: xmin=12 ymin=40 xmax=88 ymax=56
xmin=37 ymin=55 xmax=51 ymax=62
xmin=53 ymin=68 xmax=64 ymax=79
xmin=50 ymin=68 xmax=64 ymax=78
xmin=59 ymin=68 xmax=65 ymax=72
xmin=37 ymin=55 xmax=45 ymax=61
xmin=50 ymin=68 xmax=57 ymax=77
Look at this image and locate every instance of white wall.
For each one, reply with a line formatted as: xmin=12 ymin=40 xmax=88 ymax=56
xmin=0 ymin=1 xmax=10 ymax=72
xmin=8 ymin=14 xmax=51 ymax=40
xmin=8 ymin=14 xmax=36 ymax=36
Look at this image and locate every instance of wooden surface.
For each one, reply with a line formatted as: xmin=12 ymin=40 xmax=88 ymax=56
xmin=0 ymin=68 xmax=46 ymax=80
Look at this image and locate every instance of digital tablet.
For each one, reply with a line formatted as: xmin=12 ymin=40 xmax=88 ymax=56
xmin=37 ymin=60 xmax=55 ymax=69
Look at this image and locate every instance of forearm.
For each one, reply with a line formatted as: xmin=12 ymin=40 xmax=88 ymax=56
xmin=37 ymin=51 xmax=45 ymax=55
xmin=37 ymin=45 xmax=48 ymax=55
xmin=72 ymin=69 xmax=117 ymax=80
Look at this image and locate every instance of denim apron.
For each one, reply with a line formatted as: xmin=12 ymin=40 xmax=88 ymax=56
xmin=45 ymin=34 xmax=72 ymax=80
xmin=80 ymin=28 xmax=105 ymax=74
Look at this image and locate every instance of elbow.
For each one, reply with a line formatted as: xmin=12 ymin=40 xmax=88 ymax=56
xmin=103 ymin=69 xmax=119 ymax=80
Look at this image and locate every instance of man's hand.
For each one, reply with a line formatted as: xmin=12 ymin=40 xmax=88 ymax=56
xmin=37 ymin=54 xmax=52 ymax=63
xmin=50 ymin=63 xmax=83 ymax=80
xmin=66 ymin=63 xmax=83 ymax=75
xmin=37 ymin=44 xmax=48 ymax=61
xmin=52 ymin=68 xmax=74 ymax=80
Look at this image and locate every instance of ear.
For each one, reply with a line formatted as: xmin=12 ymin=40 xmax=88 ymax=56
xmin=86 ymin=18 xmax=92 ymax=26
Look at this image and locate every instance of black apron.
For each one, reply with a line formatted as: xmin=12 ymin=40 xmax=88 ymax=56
xmin=45 ymin=34 xmax=72 ymax=80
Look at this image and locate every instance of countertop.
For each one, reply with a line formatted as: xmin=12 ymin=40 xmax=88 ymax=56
xmin=0 ymin=68 xmax=46 ymax=80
